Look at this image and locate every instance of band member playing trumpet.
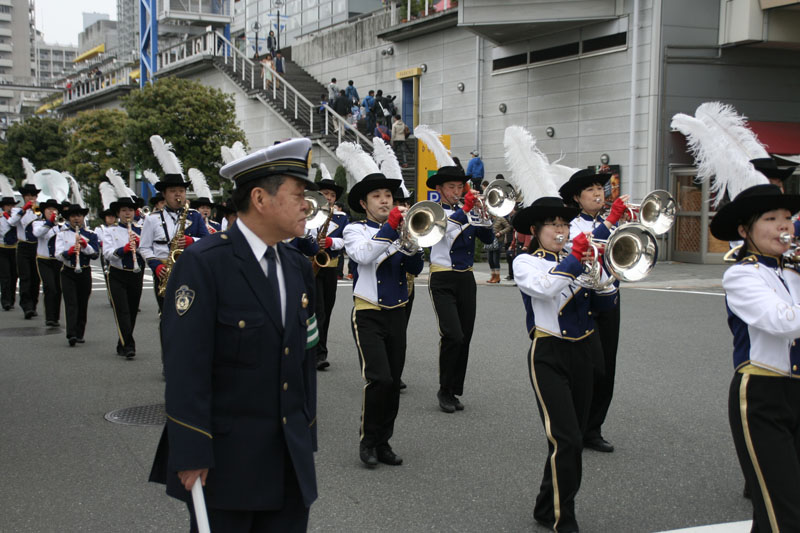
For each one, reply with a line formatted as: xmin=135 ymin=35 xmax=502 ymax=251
xmin=310 ymin=166 xmax=348 ymax=371
xmin=559 ymin=168 xmax=629 ymax=453
xmin=9 ymin=182 xmax=42 ymax=318
xmin=513 ymin=197 xmax=618 ymax=533
xmin=32 ymin=199 xmax=64 ymax=327
xmin=339 ymin=142 xmax=424 ymax=468
xmin=0 ymin=181 xmax=18 ymax=311
xmin=414 ymin=126 xmax=494 ymax=413
xmin=56 ymin=203 xmax=99 ymax=347
xmin=103 ymin=188 xmax=145 ymax=360
xmin=188 ymin=168 xmax=221 ymax=233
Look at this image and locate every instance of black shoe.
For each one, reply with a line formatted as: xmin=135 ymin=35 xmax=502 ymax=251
xmin=505 ymin=275 xmax=514 ymax=280
xmin=399 ymin=379 xmax=407 ymax=390
xmin=376 ymin=445 xmax=403 ymax=465
xmin=2 ymin=305 xmax=11 ymax=311
xmin=359 ymin=444 xmax=378 ymax=468
xmin=125 ymin=349 xmax=136 ymax=360
xmin=437 ymin=389 xmax=456 ymax=413
xmin=316 ymin=360 xmax=330 ymax=371
xmin=24 ymin=310 xmax=34 ymax=319
xmin=584 ymin=436 xmax=614 ymax=453
xmin=68 ymin=337 xmax=77 ymax=347
xmin=75 ymin=338 xmax=85 ymax=344
xmin=452 ymin=395 xmax=464 ymax=411
xmin=45 ymin=320 xmax=59 ymax=327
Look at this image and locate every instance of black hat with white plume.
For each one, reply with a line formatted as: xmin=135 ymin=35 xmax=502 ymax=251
xmin=150 ymin=135 xmax=188 ymax=191
xmin=414 ymin=125 xmax=467 ymax=188
xmin=337 ymin=141 xmax=398 ymax=213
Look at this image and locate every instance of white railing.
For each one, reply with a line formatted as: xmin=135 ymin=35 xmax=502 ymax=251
xmin=158 ymin=0 xmax=231 ymax=17
xmin=213 ymin=31 xmax=374 ymax=150
xmin=157 ymin=32 xmax=218 ymax=71
xmin=62 ymin=64 xmax=138 ymax=104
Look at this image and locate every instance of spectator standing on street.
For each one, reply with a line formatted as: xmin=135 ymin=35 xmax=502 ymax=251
xmin=391 ymin=115 xmax=409 ymax=167
xmin=328 ymin=78 xmax=339 ymax=101
xmin=466 ymin=151 xmax=484 ymax=191
xmin=345 ymin=80 xmax=360 ymax=104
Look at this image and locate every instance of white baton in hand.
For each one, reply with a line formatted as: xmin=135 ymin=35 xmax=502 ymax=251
xmin=191 ymin=477 xmax=211 ymax=533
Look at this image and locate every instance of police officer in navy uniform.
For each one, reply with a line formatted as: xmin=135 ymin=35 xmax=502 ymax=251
xmin=102 ymin=194 xmax=145 ymax=359
xmin=0 ymin=188 xmax=18 ymax=311
xmin=9 ymin=182 xmax=41 ymax=318
xmin=149 ymin=138 xmax=320 ymax=532
xmin=559 ymin=168 xmax=630 ymax=453
xmin=310 ymin=170 xmax=348 ymax=370
xmin=427 ymin=165 xmax=494 ymax=413
xmin=55 ymin=203 xmax=100 ymax=347
xmin=139 ymin=172 xmax=209 ymax=312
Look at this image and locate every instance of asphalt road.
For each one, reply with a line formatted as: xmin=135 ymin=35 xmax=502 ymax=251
xmin=0 ymin=264 xmax=752 ymax=532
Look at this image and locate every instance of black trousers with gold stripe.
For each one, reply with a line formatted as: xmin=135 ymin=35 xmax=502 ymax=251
xmin=351 ymin=307 xmax=406 ymax=449
xmin=108 ymin=267 xmax=144 ymax=353
xmin=315 ymin=266 xmax=338 ymax=362
xmin=36 ymin=257 xmax=62 ymax=323
xmin=429 ymin=270 xmax=477 ymax=397
xmin=16 ymin=241 xmax=39 ymax=313
xmin=585 ymin=299 xmax=621 ymax=441
xmin=0 ymin=246 xmax=18 ymax=309
xmin=729 ymin=372 xmax=800 ymax=533
xmin=60 ymin=266 xmax=92 ymax=340
xmin=528 ymin=335 xmax=594 ymax=532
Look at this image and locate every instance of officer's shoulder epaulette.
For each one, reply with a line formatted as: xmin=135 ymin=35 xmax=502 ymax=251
xmin=195 ymin=231 xmax=232 ymax=252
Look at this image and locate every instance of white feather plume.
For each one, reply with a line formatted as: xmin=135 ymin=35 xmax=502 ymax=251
xmin=143 ymin=169 xmax=160 ymax=186
xmin=188 ymin=168 xmax=213 ymax=200
xmin=21 ymin=157 xmax=36 ymax=185
xmin=671 ymin=105 xmax=768 ymax=207
xmin=0 ymin=174 xmax=15 ymax=198
xmin=149 ymin=135 xmax=183 ymax=176
xmin=503 ymin=126 xmax=558 ymax=207
xmin=696 ymin=102 xmax=769 ymax=160
xmin=106 ymin=168 xmax=129 ymax=199
xmin=99 ymin=182 xmax=117 ymax=211
xmin=220 ymin=146 xmax=237 ymax=165
xmin=65 ymin=174 xmax=85 ymax=207
xmin=319 ymin=162 xmax=333 ymax=183
xmin=414 ymin=125 xmax=455 ymax=168
xmin=371 ymin=137 xmax=403 ymax=183
xmin=231 ymin=141 xmax=248 ymax=159
xmin=335 ymin=142 xmax=380 ymax=190
xmin=549 ymin=163 xmax=581 ymax=191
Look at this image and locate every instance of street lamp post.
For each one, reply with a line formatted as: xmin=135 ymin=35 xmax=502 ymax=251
xmin=275 ymin=0 xmax=284 ymax=51
xmin=252 ymin=21 xmax=261 ymax=59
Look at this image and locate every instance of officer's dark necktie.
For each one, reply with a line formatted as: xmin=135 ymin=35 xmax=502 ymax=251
xmin=265 ymin=246 xmax=282 ymax=326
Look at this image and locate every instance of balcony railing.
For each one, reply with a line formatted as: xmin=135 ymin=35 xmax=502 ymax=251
xmin=62 ymin=64 xmax=138 ymax=105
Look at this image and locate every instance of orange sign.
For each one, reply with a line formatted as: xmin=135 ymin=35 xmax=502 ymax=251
xmin=416 ymin=133 xmax=450 ymax=203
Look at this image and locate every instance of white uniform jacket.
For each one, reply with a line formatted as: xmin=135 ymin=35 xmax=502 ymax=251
xmin=514 ymin=249 xmax=618 ymax=341
xmin=724 ymin=252 xmax=800 ymax=377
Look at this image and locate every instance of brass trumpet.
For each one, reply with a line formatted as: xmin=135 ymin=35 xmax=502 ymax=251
xmin=396 ymin=201 xmax=447 ymax=254
xmin=461 ymin=180 xmax=517 ymax=225
xmin=575 ymin=223 xmax=658 ymax=289
xmin=140 ymin=206 xmax=151 ymax=217
xmin=304 ymin=191 xmax=332 ymax=230
xmin=622 ymin=190 xmax=676 ymax=236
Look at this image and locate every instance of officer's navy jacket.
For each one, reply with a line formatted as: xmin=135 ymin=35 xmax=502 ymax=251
xmin=514 ymin=249 xmax=617 ymax=341
xmin=724 ymin=253 xmax=800 ymax=377
xmin=149 ymin=222 xmax=319 ymax=509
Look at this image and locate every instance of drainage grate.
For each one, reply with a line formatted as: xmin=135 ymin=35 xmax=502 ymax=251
xmin=105 ymin=403 xmax=166 ymax=426
xmin=0 ymin=326 xmax=64 ymax=337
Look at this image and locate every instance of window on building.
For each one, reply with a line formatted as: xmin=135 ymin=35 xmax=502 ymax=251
xmin=492 ymin=53 xmax=527 ymax=71
xmin=582 ymin=31 xmax=626 ymax=54
xmin=530 ymin=42 xmax=579 ymax=64
xmin=0 ymin=6 xmax=11 ymax=13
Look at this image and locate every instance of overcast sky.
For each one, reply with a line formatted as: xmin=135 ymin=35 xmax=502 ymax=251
xmin=35 ymin=0 xmax=118 ymax=47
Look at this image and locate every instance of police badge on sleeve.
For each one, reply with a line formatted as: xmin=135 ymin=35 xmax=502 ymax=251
xmin=175 ymin=285 xmax=195 ymax=316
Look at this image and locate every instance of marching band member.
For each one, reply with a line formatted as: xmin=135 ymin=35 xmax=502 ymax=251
xmin=9 ymin=178 xmax=42 ymax=319
xmin=414 ymin=126 xmax=494 ymax=413
xmin=0 ymin=176 xmax=18 ymax=311
xmin=559 ymin=168 xmax=629 ymax=453
xmin=393 ymin=183 xmax=416 ymax=324
xmin=339 ymin=141 xmax=424 ymax=468
xmin=504 ymin=126 xmax=618 ymax=532
xmin=55 ymin=203 xmax=99 ymax=347
xmin=216 ymin=196 xmax=237 ymax=231
xmin=311 ymin=163 xmax=348 ymax=370
xmin=138 ymin=136 xmax=208 ymax=312
xmin=32 ymin=198 xmax=64 ymax=327
xmin=149 ymin=138 xmax=320 ymax=530
xmin=188 ymin=168 xmax=221 ymax=233
xmin=103 ymin=170 xmax=145 ymax=359
xmin=96 ymin=186 xmax=120 ymax=303
xmin=149 ymin=192 xmax=165 ymax=213
xmin=673 ymin=102 xmax=800 ymax=532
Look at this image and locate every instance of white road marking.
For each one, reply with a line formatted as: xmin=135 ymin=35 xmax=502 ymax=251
xmin=631 ymin=288 xmax=724 ymax=297
xmin=656 ymin=520 xmax=751 ymax=532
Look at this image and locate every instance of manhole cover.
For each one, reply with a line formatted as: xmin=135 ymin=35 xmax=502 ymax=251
xmin=105 ymin=403 xmax=166 ymax=426
xmin=0 ymin=326 xmax=63 ymax=337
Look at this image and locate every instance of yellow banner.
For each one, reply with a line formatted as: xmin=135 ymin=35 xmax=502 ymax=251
xmin=417 ymin=134 xmax=450 ymax=203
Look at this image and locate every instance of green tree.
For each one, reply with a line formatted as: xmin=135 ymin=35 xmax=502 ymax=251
xmin=2 ymin=117 xmax=69 ymax=181
xmin=61 ymin=109 xmax=130 ymax=211
xmin=122 ymin=77 xmax=246 ymax=191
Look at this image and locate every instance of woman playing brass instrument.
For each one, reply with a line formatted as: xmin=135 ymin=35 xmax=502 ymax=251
xmin=559 ymin=168 xmax=629 ymax=454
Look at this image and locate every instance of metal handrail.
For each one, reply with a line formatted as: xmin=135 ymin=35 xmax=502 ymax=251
xmin=213 ymin=31 xmax=373 ymax=150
